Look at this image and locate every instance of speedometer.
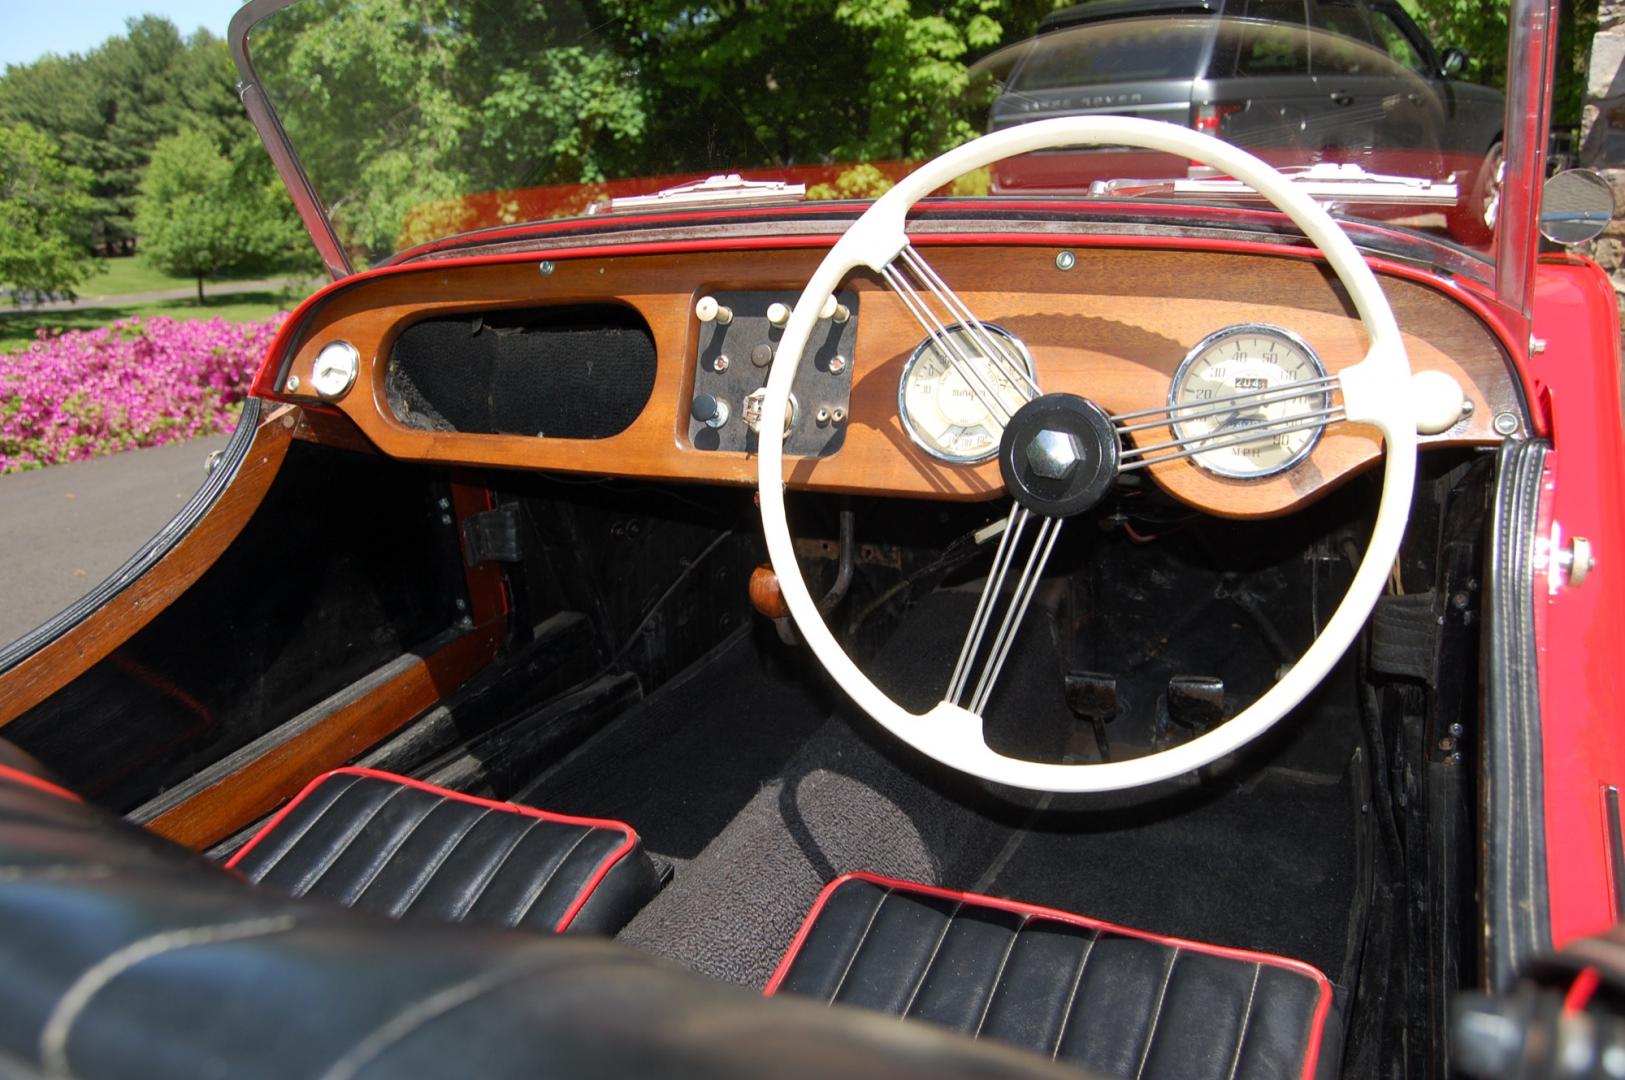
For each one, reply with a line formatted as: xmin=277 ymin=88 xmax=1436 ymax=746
xmin=1169 ymin=325 xmax=1331 ymax=479
xmin=899 ymin=324 xmax=1035 ymax=464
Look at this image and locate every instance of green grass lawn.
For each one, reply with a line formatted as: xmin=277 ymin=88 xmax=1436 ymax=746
xmin=0 ymin=291 xmax=296 ymax=354
xmin=76 ymin=258 xmax=285 ymax=300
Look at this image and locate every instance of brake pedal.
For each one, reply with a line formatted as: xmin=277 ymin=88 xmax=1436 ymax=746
xmin=1167 ymin=675 xmax=1225 ymax=732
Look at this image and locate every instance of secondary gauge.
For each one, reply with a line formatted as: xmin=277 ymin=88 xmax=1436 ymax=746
xmin=1168 ymin=325 xmax=1331 ymax=479
xmin=310 ymin=340 xmax=361 ymax=401
xmin=899 ymin=324 xmax=1035 ymax=464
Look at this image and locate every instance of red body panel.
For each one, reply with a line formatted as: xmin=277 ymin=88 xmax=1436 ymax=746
xmin=1530 ymin=255 xmax=1625 ymax=947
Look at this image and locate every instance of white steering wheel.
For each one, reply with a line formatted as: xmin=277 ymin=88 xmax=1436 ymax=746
xmin=757 ymin=117 xmax=1417 ymax=793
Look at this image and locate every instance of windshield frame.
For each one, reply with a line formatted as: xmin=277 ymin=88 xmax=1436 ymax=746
xmin=228 ymin=0 xmax=353 ymax=280
xmin=227 ymin=0 xmax=1558 ymax=322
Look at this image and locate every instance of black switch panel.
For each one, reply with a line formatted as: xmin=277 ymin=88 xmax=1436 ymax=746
xmin=688 ymin=290 xmax=858 ymax=457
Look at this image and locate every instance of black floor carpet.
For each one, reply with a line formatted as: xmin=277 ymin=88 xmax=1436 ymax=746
xmin=515 ymin=626 xmax=833 ymax=862
xmin=531 ymin=589 xmax=1363 ymax=992
xmin=868 ymin=589 xmax=1365 ymax=982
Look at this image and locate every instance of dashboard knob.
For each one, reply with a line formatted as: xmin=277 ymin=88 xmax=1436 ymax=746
xmin=767 ymin=302 xmax=791 ymax=327
xmin=696 ymin=295 xmax=733 ymax=325
xmin=691 ymin=393 xmax=730 ymax=429
xmin=1411 ymin=369 xmax=1467 ymax=435
xmin=749 ymin=565 xmax=791 ymax=620
xmin=818 ymin=295 xmax=850 ymax=323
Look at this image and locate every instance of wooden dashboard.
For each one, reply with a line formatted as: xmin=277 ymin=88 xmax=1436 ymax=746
xmin=271 ymin=242 xmax=1520 ymax=518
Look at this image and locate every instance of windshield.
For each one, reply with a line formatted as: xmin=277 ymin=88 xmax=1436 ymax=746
xmin=239 ymin=0 xmax=1529 ymax=268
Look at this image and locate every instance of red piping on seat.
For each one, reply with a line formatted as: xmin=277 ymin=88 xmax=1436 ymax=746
xmin=0 ymin=762 xmax=82 ymax=803
xmin=224 ymin=766 xmax=640 ymax=932
xmin=1563 ymin=966 xmax=1602 ymax=1014
xmin=765 ymin=871 xmax=1335 ymax=1080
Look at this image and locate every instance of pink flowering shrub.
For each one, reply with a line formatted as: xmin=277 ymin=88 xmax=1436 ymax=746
xmin=0 ymin=314 xmax=285 ymax=474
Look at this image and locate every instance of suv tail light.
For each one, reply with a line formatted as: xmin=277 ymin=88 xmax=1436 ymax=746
xmin=1190 ymin=103 xmax=1243 ymax=165
xmin=1192 ymin=102 xmax=1242 ymax=135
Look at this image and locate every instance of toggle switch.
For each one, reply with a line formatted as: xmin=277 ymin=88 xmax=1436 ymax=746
xmin=696 ymin=295 xmax=733 ymax=325
xmin=743 ymin=388 xmax=796 ymax=434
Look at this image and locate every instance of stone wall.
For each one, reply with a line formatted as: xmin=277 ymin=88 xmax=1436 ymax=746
xmin=1580 ymin=0 xmax=1625 ymax=289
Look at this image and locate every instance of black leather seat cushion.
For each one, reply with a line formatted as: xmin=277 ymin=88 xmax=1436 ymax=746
xmin=226 ymin=768 xmax=661 ymax=935
xmin=768 ymin=874 xmax=1342 ymax=1080
xmin=0 ymin=743 xmax=1088 ymax=1079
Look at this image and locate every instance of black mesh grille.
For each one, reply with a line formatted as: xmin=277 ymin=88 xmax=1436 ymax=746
xmin=386 ymin=305 xmax=657 ymax=439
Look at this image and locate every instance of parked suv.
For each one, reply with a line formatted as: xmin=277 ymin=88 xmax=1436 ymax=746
xmin=988 ymin=0 xmax=1505 ymax=244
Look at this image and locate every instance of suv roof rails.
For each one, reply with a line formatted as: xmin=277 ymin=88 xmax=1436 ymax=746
xmin=1039 ymin=0 xmax=1222 ymax=33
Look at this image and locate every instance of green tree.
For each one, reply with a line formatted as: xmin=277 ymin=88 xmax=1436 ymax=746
xmin=0 ymin=18 xmax=248 ymax=253
xmin=135 ymin=127 xmax=315 ymax=302
xmin=0 ymin=123 xmax=98 ymax=300
xmin=1400 ymin=0 xmax=1595 ymax=130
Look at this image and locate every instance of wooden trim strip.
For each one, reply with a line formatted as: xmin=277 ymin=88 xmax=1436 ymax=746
xmin=141 ymin=619 xmax=503 ymax=849
xmin=0 ymin=411 xmax=295 ymax=727
xmin=270 ymin=245 xmax=1519 ymax=518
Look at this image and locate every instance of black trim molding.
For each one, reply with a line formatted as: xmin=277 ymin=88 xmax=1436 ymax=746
xmin=1483 ymin=437 xmax=1553 ymax=991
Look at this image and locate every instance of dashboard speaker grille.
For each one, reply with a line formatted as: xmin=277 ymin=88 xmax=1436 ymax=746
xmin=386 ymin=305 xmax=656 ymax=439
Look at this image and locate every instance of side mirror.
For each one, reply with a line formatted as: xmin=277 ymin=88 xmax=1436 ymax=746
xmin=1440 ymin=47 xmax=1469 ymax=78
xmin=1539 ymin=169 xmax=1616 ymax=245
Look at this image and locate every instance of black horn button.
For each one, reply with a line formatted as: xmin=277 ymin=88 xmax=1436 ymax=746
xmin=998 ymin=394 xmax=1119 ymax=518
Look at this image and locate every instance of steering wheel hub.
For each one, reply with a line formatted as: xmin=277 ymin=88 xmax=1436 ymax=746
xmin=999 ymin=394 xmax=1120 ymax=519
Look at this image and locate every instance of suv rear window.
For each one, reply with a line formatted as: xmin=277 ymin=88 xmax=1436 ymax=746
xmin=1009 ymin=16 xmax=1217 ymax=90
xmin=1227 ymin=19 xmax=1313 ymax=75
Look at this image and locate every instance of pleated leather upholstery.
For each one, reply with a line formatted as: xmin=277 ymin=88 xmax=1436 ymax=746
xmin=769 ymin=874 xmax=1340 ymax=1080
xmin=227 ymin=768 xmax=661 ymax=935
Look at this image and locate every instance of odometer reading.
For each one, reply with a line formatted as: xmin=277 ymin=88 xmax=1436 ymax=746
xmin=899 ymin=324 xmax=1035 ymax=464
xmin=1169 ymin=325 xmax=1330 ymax=479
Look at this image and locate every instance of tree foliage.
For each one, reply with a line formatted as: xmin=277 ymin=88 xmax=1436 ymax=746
xmin=247 ymin=0 xmax=1070 ymax=262
xmin=136 ymin=128 xmax=314 ymax=301
xmin=0 ymin=18 xmax=252 ymax=252
xmin=1399 ymin=0 xmax=1595 ymax=128
xmin=135 ymin=130 xmax=240 ymax=301
xmin=0 ymin=123 xmax=98 ymax=300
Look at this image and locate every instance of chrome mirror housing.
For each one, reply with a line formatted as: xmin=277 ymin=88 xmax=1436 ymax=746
xmin=1539 ymin=169 xmax=1616 ymax=246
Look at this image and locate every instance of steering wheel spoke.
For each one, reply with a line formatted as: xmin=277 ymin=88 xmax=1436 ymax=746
xmin=1110 ymin=375 xmax=1347 ymax=473
xmin=895 ymin=246 xmax=1043 ymax=400
xmin=947 ymin=503 xmax=1029 ymax=704
xmin=948 ymin=504 xmax=1065 ymax=718
xmin=880 ymin=245 xmax=1041 ymax=432
xmin=963 ymin=513 xmax=1062 ymax=717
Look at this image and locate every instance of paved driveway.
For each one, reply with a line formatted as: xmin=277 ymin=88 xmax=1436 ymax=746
xmin=0 ymin=435 xmax=231 ymax=649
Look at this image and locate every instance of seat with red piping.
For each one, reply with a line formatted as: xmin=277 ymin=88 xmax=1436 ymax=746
xmin=0 ymin=743 xmax=1083 ymax=1079
xmin=768 ymin=874 xmax=1342 ymax=1080
xmin=226 ymin=767 xmax=662 ymax=935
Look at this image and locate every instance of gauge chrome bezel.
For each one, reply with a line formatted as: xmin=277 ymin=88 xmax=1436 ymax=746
xmin=311 ymin=340 xmax=361 ymax=401
xmin=898 ymin=323 xmax=1036 ymax=465
xmin=1168 ymin=323 xmax=1331 ymax=480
